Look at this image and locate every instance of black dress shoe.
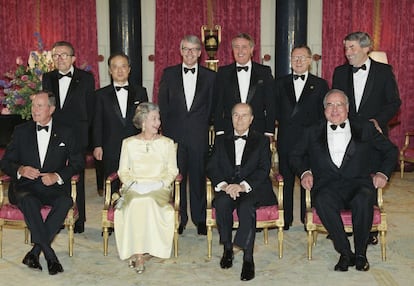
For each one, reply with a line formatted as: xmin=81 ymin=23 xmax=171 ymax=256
xmin=240 ymin=260 xmax=255 ymax=281
xmin=47 ymin=259 xmax=64 ymax=275
xmin=22 ymin=252 xmax=42 ymax=271
xmin=178 ymin=224 xmax=186 ymax=235
xmin=220 ymin=250 xmax=234 ymax=269
xmin=355 ymin=255 xmax=370 ymax=271
xmin=74 ymin=223 xmax=85 ymax=233
xmin=283 ymin=225 xmax=290 ymax=231
xmin=334 ymin=254 xmax=355 ymax=271
xmin=197 ymin=223 xmax=207 ymax=235
xmin=368 ymin=232 xmax=379 ymax=245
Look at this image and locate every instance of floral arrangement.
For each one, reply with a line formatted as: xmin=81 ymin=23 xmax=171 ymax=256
xmin=0 ymin=33 xmax=54 ymax=120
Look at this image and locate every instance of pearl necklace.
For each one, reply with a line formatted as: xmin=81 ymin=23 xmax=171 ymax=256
xmin=140 ymin=134 xmax=157 ymax=153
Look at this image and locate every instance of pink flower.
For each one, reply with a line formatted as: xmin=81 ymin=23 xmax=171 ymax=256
xmin=21 ymin=75 xmax=29 ymax=81
xmin=27 ymin=82 xmax=37 ymax=89
xmin=16 ymin=56 xmax=24 ymax=65
xmin=1 ymin=107 xmax=11 ymax=115
xmin=15 ymin=98 xmax=26 ymax=105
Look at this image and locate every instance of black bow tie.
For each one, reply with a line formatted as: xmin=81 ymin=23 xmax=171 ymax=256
xmin=352 ymin=64 xmax=366 ymax=73
xmin=330 ymin=122 xmax=346 ymax=130
xmin=237 ymin=66 xmax=249 ymax=72
xmin=115 ymin=86 xmax=129 ymax=91
xmin=58 ymin=72 xmax=72 ymax=79
xmin=293 ymin=74 xmax=305 ymax=80
xmin=184 ymin=67 xmax=196 ymax=74
xmin=233 ymin=135 xmax=247 ymax=141
xmin=37 ymin=125 xmax=49 ymax=132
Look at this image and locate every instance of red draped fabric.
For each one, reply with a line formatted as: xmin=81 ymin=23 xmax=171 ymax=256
xmin=153 ymin=0 xmax=261 ymax=102
xmin=0 ymin=0 xmax=99 ymax=88
xmin=322 ymin=0 xmax=414 ymax=147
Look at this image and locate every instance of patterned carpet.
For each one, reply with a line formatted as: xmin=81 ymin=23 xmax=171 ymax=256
xmin=0 ymin=169 xmax=413 ymax=286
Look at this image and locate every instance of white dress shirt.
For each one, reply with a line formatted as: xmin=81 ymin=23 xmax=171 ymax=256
xmin=37 ymin=120 xmax=52 ymax=167
xmin=327 ymin=119 xmax=351 ymax=168
xmin=236 ymin=60 xmax=252 ymax=103
xmin=58 ymin=66 xmax=74 ymax=108
xmin=293 ymin=71 xmax=308 ymax=102
xmin=353 ymin=58 xmax=371 ymax=111
xmin=182 ymin=64 xmax=198 ymax=111
xmin=114 ymin=83 xmax=128 ymax=118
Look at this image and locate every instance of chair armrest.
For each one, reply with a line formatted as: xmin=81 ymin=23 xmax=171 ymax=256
xmin=206 ymin=178 xmax=214 ymax=209
xmin=70 ymin=175 xmax=79 ymax=205
xmin=305 ymin=189 xmax=312 ymax=210
xmin=377 ymin=187 xmax=384 ymax=210
xmin=0 ymin=174 xmax=11 ymax=206
xmin=104 ymin=172 xmax=119 ymax=209
xmin=173 ymin=174 xmax=182 ymax=211
xmin=271 ymin=172 xmax=284 ymax=209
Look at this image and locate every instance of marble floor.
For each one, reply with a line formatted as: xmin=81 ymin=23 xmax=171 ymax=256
xmin=0 ymin=169 xmax=413 ymax=286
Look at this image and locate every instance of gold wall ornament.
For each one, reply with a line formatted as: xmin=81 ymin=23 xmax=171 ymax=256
xmin=201 ymin=25 xmax=221 ymax=71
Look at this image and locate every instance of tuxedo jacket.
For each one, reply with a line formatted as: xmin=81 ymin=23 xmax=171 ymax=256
xmin=274 ymin=73 xmax=328 ymax=156
xmin=206 ymin=130 xmax=277 ymax=206
xmin=158 ymin=64 xmax=216 ymax=148
xmin=289 ymin=119 xmax=398 ymax=192
xmin=42 ymin=67 xmax=95 ymax=150
xmin=214 ymin=62 xmax=275 ymax=135
xmin=332 ymin=59 xmax=401 ymax=135
xmin=0 ymin=120 xmax=84 ymax=204
xmin=93 ymin=83 xmax=148 ymax=162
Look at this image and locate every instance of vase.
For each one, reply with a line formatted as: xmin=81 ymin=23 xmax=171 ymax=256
xmin=0 ymin=114 xmax=26 ymax=148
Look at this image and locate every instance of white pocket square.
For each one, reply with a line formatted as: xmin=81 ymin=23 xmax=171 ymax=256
xmin=59 ymin=142 xmax=66 ymax=147
xmin=134 ymin=101 xmax=140 ymax=104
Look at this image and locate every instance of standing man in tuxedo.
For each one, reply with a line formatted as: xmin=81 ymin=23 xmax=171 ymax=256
xmin=0 ymin=91 xmax=83 ymax=275
xmin=289 ymin=89 xmax=397 ymax=272
xmin=332 ymin=31 xmax=400 ymax=243
xmin=207 ymin=103 xmax=276 ymax=281
xmin=158 ymin=35 xmax=216 ymax=235
xmin=332 ymin=32 xmax=400 ymax=137
xmin=214 ymin=33 xmax=275 ymax=138
xmin=93 ymin=52 xmax=148 ymax=193
xmin=42 ymin=41 xmax=95 ymax=233
xmin=274 ymin=45 xmax=329 ymax=229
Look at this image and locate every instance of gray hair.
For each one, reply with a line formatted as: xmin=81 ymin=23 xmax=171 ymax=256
xmin=180 ymin=35 xmax=202 ymax=50
xmin=232 ymin=33 xmax=255 ymax=48
xmin=323 ymin=89 xmax=349 ymax=108
xmin=343 ymin=32 xmax=372 ymax=49
xmin=132 ymin=102 xmax=160 ymax=129
xmin=36 ymin=90 xmax=56 ymax=107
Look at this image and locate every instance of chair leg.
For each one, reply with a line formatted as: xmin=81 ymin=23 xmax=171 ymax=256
xmin=207 ymin=226 xmax=213 ymax=259
xmin=24 ymin=227 xmax=29 ymax=244
xmin=173 ymin=229 xmax=178 ymax=258
xmin=307 ymin=230 xmax=313 ymax=260
xmin=0 ymin=226 xmax=3 ymax=258
xmin=380 ymin=230 xmax=387 ymax=261
xmin=68 ymin=223 xmax=74 ymax=257
xmin=400 ymin=160 xmax=404 ymax=179
xmin=103 ymin=227 xmax=109 ymax=256
xmin=263 ymin=227 xmax=269 ymax=244
xmin=278 ymin=227 xmax=284 ymax=259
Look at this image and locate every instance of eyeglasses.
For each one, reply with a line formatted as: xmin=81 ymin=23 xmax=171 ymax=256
xmin=52 ymin=53 xmax=73 ymax=60
xmin=181 ymin=47 xmax=200 ymax=53
xmin=325 ymin=102 xmax=347 ymax=109
xmin=291 ymin=55 xmax=311 ymax=62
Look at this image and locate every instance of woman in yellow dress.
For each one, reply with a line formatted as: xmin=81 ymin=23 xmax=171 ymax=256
xmin=114 ymin=102 xmax=178 ymax=273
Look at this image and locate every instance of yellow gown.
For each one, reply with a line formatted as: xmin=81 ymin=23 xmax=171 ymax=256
xmin=114 ymin=135 xmax=178 ymax=260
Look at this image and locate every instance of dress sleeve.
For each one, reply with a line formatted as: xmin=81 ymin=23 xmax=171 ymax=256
xmin=117 ymin=139 xmax=134 ymax=186
xmin=159 ymin=140 xmax=179 ymax=188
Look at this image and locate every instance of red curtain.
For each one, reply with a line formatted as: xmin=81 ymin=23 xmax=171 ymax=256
xmin=153 ymin=0 xmax=261 ymax=102
xmin=322 ymin=0 xmax=414 ymax=147
xmin=0 ymin=0 xmax=99 ymax=88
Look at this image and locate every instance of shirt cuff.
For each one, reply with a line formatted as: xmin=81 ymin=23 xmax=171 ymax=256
xmin=55 ymin=173 xmax=64 ymax=185
xmin=240 ymin=180 xmax=252 ymax=193
xmin=215 ymin=181 xmax=227 ymax=192
xmin=376 ymin=172 xmax=389 ymax=181
xmin=216 ymin=131 xmax=224 ymax=135
xmin=300 ymin=170 xmax=312 ymax=179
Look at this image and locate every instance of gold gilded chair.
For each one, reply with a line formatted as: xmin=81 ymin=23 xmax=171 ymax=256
xmin=206 ymin=170 xmax=285 ymax=259
xmin=399 ymin=131 xmax=414 ymax=178
xmin=102 ymin=172 xmax=182 ymax=257
xmin=304 ymin=187 xmax=387 ymax=261
xmin=0 ymin=174 xmax=79 ymax=258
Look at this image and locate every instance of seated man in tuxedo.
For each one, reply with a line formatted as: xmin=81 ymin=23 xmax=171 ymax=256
xmin=0 ymin=91 xmax=83 ymax=275
xmin=289 ymin=89 xmax=397 ymax=272
xmin=207 ymin=103 xmax=276 ymax=281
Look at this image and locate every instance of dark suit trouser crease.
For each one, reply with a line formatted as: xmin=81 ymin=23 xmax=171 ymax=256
xmin=214 ymin=192 xmax=256 ymax=253
xmin=17 ymin=191 xmax=72 ymax=259
xmin=314 ymin=186 xmax=375 ymax=256
xmin=177 ymin=143 xmax=207 ymax=226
